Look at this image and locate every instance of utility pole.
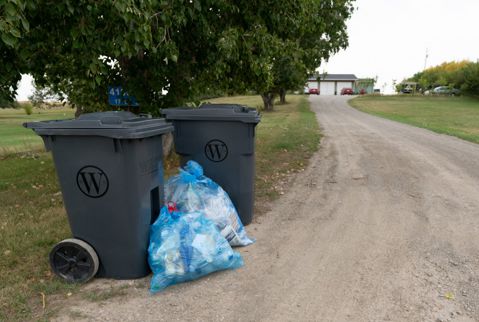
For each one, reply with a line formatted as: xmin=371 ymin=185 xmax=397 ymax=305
xmin=424 ymin=48 xmax=429 ymax=70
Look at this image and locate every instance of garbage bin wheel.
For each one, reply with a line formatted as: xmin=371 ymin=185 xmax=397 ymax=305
xmin=49 ymin=238 xmax=99 ymax=283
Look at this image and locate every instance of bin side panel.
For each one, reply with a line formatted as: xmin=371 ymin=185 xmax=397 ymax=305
xmin=49 ymin=135 xmax=164 ymax=279
xmin=172 ymin=120 xmax=256 ymax=225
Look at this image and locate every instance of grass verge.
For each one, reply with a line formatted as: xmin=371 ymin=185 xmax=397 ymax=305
xmin=0 ymin=95 xmax=320 ymax=320
xmin=349 ymin=95 xmax=479 ymax=144
xmin=0 ymin=108 xmax=74 ymax=155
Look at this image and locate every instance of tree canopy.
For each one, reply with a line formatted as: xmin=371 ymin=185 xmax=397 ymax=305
xmin=1 ymin=0 xmax=354 ymax=112
xmin=406 ymin=61 xmax=470 ymax=91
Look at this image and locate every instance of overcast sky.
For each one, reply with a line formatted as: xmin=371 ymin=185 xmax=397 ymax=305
xmin=323 ymin=0 xmax=479 ymax=93
xmin=16 ymin=0 xmax=479 ymax=100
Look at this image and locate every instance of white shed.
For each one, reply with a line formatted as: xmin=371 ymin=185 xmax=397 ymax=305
xmin=306 ymin=74 xmax=358 ymax=95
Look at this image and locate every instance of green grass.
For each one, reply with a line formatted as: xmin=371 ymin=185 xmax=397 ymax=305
xmin=0 ymin=153 xmax=77 ymax=321
xmin=0 ymin=95 xmax=320 ymax=321
xmin=349 ymin=95 xmax=479 ymax=143
xmin=0 ymin=108 xmax=74 ymax=155
xmin=205 ymin=95 xmax=265 ymax=110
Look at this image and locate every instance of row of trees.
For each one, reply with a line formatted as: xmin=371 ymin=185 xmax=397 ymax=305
xmin=1 ymin=0 xmax=354 ymax=112
xmin=405 ymin=60 xmax=479 ymax=95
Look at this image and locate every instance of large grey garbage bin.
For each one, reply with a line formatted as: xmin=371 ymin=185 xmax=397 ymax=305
xmin=24 ymin=111 xmax=173 ymax=282
xmin=162 ymin=104 xmax=260 ymax=225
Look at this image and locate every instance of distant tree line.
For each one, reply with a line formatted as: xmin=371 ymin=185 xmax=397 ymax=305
xmin=404 ymin=60 xmax=479 ymax=95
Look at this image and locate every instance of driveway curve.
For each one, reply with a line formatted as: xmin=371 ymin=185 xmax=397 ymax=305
xmin=55 ymin=96 xmax=479 ymax=322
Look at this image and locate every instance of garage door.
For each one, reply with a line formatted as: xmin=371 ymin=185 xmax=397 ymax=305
xmin=320 ymin=82 xmax=335 ymax=95
xmin=307 ymin=81 xmax=318 ymax=89
xmin=336 ymin=82 xmax=353 ymax=94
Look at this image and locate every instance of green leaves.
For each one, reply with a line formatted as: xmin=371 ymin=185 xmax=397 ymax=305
xmin=0 ymin=0 xmax=31 ymax=48
xmin=1 ymin=33 xmax=16 ymax=47
xmin=65 ymin=0 xmax=74 ymax=14
xmin=408 ymin=60 xmax=473 ymax=91
xmin=0 ymin=0 xmax=354 ymax=112
xmin=20 ymin=15 xmax=29 ymax=31
xmin=3 ymin=2 xmax=17 ymax=17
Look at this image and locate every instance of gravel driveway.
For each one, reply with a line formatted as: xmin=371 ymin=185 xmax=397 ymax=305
xmin=55 ymin=96 xmax=479 ymax=322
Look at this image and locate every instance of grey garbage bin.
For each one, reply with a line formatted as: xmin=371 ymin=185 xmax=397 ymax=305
xmin=162 ymin=104 xmax=260 ymax=225
xmin=24 ymin=111 xmax=173 ymax=282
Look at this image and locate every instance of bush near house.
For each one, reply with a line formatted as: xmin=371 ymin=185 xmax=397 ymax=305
xmin=403 ymin=60 xmax=479 ymax=95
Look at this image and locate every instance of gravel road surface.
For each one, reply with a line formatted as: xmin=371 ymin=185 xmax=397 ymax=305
xmin=55 ymin=96 xmax=479 ymax=322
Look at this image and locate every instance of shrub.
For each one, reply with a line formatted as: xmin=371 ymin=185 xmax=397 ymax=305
xmin=22 ymin=103 xmax=33 ymax=115
xmin=461 ymin=62 xmax=479 ymax=95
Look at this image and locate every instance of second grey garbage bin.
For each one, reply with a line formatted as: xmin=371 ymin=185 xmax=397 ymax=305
xmin=162 ymin=104 xmax=260 ymax=225
xmin=24 ymin=111 xmax=173 ymax=282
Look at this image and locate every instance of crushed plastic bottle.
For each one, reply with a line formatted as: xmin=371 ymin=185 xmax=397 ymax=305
xmin=165 ymin=160 xmax=254 ymax=247
xmin=148 ymin=203 xmax=244 ymax=293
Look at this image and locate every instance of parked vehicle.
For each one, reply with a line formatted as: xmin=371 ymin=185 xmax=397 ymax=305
xmin=309 ymin=88 xmax=319 ymax=95
xmin=340 ymin=88 xmax=354 ymax=95
xmin=433 ymin=86 xmax=460 ymax=96
xmin=450 ymin=88 xmax=461 ymax=96
xmin=400 ymin=86 xmax=413 ymax=94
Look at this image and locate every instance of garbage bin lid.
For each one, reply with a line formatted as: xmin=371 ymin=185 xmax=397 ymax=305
xmin=23 ymin=111 xmax=174 ymax=139
xmin=162 ymin=104 xmax=260 ymax=124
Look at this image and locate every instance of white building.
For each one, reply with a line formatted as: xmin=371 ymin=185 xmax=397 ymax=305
xmin=306 ymin=74 xmax=358 ymax=95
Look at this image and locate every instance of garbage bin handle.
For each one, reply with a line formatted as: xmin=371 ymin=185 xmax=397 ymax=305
xmin=199 ymin=104 xmax=251 ymax=113
xmin=100 ymin=116 xmax=123 ymax=125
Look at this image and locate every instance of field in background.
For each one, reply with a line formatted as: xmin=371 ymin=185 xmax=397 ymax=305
xmin=0 ymin=108 xmax=74 ymax=155
xmin=205 ymin=95 xmax=265 ymax=109
xmin=0 ymin=95 xmax=320 ymax=320
xmin=349 ymin=95 xmax=479 ymax=144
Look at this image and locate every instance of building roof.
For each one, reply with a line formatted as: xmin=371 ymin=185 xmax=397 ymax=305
xmin=308 ymin=74 xmax=358 ymax=81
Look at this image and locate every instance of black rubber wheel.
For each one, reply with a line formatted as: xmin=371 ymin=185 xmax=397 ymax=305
xmin=49 ymin=238 xmax=99 ymax=283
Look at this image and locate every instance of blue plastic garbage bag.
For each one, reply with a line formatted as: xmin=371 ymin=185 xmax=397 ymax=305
xmin=165 ymin=160 xmax=254 ymax=247
xmin=148 ymin=203 xmax=244 ymax=293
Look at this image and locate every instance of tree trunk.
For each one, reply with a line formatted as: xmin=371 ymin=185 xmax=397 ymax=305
xmin=162 ymin=132 xmax=174 ymax=157
xmin=261 ymin=92 xmax=275 ymax=111
xmin=279 ymin=88 xmax=286 ymax=104
xmin=74 ymin=106 xmax=83 ymax=118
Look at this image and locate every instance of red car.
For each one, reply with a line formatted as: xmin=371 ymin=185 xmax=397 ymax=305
xmin=340 ymin=87 xmax=353 ymax=95
xmin=309 ymin=88 xmax=319 ymax=95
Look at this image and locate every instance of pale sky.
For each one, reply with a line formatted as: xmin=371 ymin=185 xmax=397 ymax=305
xmin=16 ymin=0 xmax=479 ymax=100
xmin=323 ymin=0 xmax=479 ymax=93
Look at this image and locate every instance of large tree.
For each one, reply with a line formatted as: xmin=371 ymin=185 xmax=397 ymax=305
xmin=0 ymin=0 xmax=32 ymax=104
xmin=1 ymin=0 xmax=354 ymax=113
xmin=211 ymin=0 xmax=354 ymax=110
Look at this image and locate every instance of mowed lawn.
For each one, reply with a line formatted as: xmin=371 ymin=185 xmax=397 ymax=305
xmin=0 ymin=95 xmax=320 ymax=321
xmin=349 ymin=95 xmax=479 ymax=144
xmin=0 ymin=108 xmax=74 ymax=155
